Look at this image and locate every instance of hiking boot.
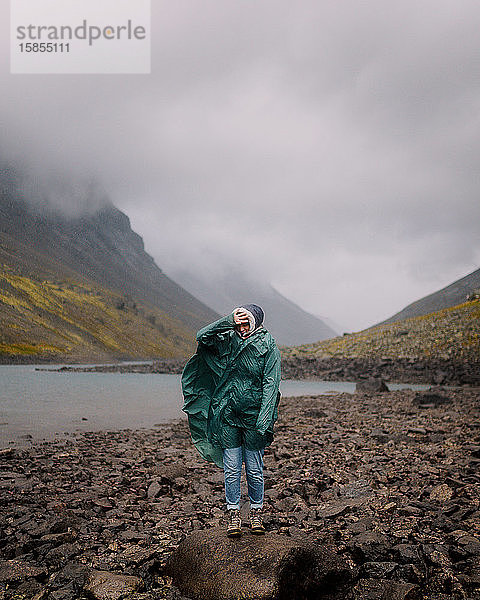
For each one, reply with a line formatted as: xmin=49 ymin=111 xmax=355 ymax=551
xmin=227 ymin=509 xmax=242 ymax=537
xmin=250 ymin=508 xmax=265 ymax=534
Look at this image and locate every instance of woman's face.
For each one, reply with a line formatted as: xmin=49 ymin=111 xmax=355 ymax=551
xmin=236 ymin=322 xmax=250 ymax=337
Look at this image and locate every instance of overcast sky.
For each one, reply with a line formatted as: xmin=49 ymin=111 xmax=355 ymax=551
xmin=1 ymin=0 xmax=480 ymax=331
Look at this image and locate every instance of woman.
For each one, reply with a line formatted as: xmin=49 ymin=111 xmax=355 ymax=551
xmin=181 ymin=304 xmax=281 ymax=537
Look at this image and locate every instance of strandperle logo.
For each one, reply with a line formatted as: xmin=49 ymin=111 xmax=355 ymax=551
xmin=16 ymin=19 xmax=147 ymax=46
xmin=10 ymin=0 xmax=151 ymax=74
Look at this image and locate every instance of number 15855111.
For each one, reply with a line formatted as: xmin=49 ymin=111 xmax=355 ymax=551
xmin=19 ymin=42 xmax=70 ymax=52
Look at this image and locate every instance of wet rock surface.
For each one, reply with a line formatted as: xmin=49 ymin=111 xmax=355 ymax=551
xmin=0 ymin=388 xmax=479 ymax=599
xmin=166 ymin=527 xmax=352 ymax=600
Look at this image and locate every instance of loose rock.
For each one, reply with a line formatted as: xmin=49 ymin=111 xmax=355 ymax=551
xmin=0 ymin=559 xmax=47 ymax=583
xmin=83 ymin=570 xmax=143 ymax=600
xmin=356 ymin=378 xmax=389 ymax=394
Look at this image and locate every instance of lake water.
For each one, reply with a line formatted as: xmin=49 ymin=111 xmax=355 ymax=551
xmin=0 ymin=364 xmax=429 ymax=446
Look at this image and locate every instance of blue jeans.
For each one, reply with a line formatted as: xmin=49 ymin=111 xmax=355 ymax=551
xmin=223 ymin=446 xmax=264 ymax=510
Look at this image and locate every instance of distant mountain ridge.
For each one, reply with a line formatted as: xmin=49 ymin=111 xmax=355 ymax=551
xmin=380 ymin=267 xmax=480 ymax=325
xmin=169 ymin=265 xmax=337 ymax=346
xmin=0 ymin=164 xmax=219 ymax=361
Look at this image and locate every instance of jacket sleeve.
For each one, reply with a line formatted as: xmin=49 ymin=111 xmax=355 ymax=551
xmin=255 ymin=343 xmax=281 ymax=435
xmin=196 ymin=313 xmax=235 ymax=347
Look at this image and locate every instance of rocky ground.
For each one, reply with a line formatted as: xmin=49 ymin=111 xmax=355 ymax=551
xmin=280 ymin=356 xmax=480 ymax=386
xmin=0 ymin=388 xmax=479 ymax=599
xmin=35 ymin=359 xmax=187 ymax=375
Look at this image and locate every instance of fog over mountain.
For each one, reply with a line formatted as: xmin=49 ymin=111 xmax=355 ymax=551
xmin=1 ymin=1 xmax=480 ymax=330
xmin=169 ymin=261 xmax=337 ymax=346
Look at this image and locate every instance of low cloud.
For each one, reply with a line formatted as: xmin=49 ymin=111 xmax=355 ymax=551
xmin=1 ymin=0 xmax=479 ymax=330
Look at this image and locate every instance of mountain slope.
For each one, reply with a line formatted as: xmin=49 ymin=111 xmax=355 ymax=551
xmin=0 ymin=166 xmax=218 ymax=362
xmin=169 ymin=265 xmax=337 ymax=346
xmin=380 ymin=267 xmax=480 ymax=325
xmin=0 ymin=267 xmax=196 ymax=361
xmin=283 ymin=298 xmax=480 ymax=361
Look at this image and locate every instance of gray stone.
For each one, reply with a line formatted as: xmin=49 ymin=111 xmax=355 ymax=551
xmin=9 ymin=579 xmax=46 ymax=600
xmin=0 ymin=559 xmax=46 ymax=583
xmin=339 ymin=480 xmax=373 ymax=499
xmin=429 ymin=484 xmax=454 ymax=503
xmin=49 ymin=586 xmax=77 ymax=600
xmin=413 ymin=392 xmax=447 ymax=407
xmin=316 ymin=501 xmax=350 ymax=519
xmin=47 ymin=562 xmax=90 ymax=593
xmin=393 ymin=544 xmax=421 ymax=564
xmin=354 ymin=579 xmax=421 ymax=600
xmin=360 ymin=561 xmax=399 ymax=579
xmin=450 ymin=531 xmax=480 ymax=556
xmin=276 ymin=496 xmax=298 ymax=513
xmin=83 ymin=569 xmax=143 ymax=600
xmin=264 ymin=488 xmax=281 ymax=501
xmin=351 ymin=532 xmax=391 ymax=562
xmin=159 ymin=463 xmax=188 ymax=483
xmin=147 ymin=480 xmax=162 ymax=499
xmin=44 ymin=543 xmax=78 ymax=566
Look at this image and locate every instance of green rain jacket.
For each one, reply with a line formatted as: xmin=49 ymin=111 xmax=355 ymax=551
xmin=181 ymin=312 xmax=281 ymax=468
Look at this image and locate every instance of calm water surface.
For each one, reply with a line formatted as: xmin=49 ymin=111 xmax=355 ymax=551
xmin=0 ymin=364 xmax=429 ymax=446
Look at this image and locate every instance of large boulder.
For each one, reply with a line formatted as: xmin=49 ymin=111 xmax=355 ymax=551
xmin=165 ymin=527 xmax=352 ymax=600
xmin=412 ymin=391 xmax=447 ymax=408
xmin=356 ymin=378 xmax=389 ymax=394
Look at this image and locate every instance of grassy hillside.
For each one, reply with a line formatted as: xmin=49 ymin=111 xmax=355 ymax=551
xmin=0 ymin=265 xmax=195 ymax=363
xmin=282 ymin=299 xmax=480 ymax=361
xmin=0 ymin=176 xmax=221 ymax=363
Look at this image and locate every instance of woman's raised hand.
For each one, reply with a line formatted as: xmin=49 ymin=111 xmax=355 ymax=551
xmin=233 ymin=308 xmax=250 ymax=325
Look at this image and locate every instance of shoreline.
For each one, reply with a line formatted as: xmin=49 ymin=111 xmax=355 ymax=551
xmin=1 ymin=388 xmax=479 ymax=599
xmin=29 ymin=355 xmax=480 ymax=386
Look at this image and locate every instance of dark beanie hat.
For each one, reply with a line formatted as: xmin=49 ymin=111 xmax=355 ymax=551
xmin=241 ymin=304 xmax=265 ymax=329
